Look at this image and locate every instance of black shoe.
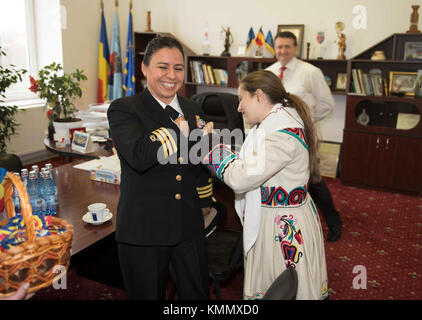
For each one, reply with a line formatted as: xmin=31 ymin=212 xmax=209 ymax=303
xmin=326 ymin=224 xmax=342 ymax=242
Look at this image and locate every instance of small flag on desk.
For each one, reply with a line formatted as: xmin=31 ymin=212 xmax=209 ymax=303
xmin=108 ymin=7 xmax=123 ymax=101
xmin=123 ymin=3 xmax=136 ymax=97
xmin=255 ymin=27 xmax=266 ymax=47
xmin=97 ymin=3 xmax=110 ymax=103
xmin=245 ymin=27 xmax=256 ymax=57
xmin=246 ymin=27 xmax=255 ymax=50
xmin=263 ymin=30 xmax=275 ymax=57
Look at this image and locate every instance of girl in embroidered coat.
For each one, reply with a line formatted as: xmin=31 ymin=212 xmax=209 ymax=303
xmin=203 ymin=70 xmax=328 ymax=299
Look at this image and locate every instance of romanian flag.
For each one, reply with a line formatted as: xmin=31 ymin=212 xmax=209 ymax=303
xmin=108 ymin=8 xmax=123 ymax=101
xmin=263 ymin=30 xmax=275 ymax=57
xmin=123 ymin=4 xmax=135 ymax=97
xmin=255 ymin=27 xmax=266 ymax=47
xmin=97 ymin=6 xmax=110 ymax=103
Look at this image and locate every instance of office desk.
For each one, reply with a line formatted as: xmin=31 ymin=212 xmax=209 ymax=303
xmin=54 ymin=162 xmax=118 ymax=257
xmin=44 ymin=138 xmax=112 ymax=161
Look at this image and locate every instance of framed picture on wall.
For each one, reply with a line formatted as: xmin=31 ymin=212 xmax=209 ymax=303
xmin=389 ymin=71 xmax=418 ymax=96
xmin=277 ymin=24 xmax=304 ymax=58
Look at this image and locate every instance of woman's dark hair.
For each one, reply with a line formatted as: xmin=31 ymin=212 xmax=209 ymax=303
xmin=240 ymin=70 xmax=320 ymax=183
xmin=143 ymin=36 xmax=185 ymax=66
xmin=275 ymin=31 xmax=297 ymax=47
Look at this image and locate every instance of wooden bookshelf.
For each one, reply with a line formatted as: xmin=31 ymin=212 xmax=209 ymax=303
xmin=341 ymin=33 xmax=422 ymax=194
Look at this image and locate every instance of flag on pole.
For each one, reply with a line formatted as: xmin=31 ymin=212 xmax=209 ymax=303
xmin=108 ymin=6 xmax=123 ymax=101
xmin=245 ymin=27 xmax=257 ymax=57
xmin=246 ymin=27 xmax=266 ymax=57
xmin=123 ymin=1 xmax=135 ymax=96
xmin=263 ymin=30 xmax=275 ymax=57
xmin=255 ymin=27 xmax=266 ymax=47
xmin=97 ymin=2 xmax=110 ymax=103
xmin=246 ymin=27 xmax=255 ymax=50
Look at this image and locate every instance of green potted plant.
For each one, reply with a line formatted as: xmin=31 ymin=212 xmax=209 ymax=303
xmin=29 ymin=62 xmax=87 ymax=144
xmin=0 ymin=47 xmax=27 ymax=156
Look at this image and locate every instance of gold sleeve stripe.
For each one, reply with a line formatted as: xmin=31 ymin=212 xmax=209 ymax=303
xmin=160 ymin=127 xmax=178 ymax=155
xmin=197 ymin=184 xmax=212 ymax=191
xmin=197 ymin=188 xmax=212 ymax=196
xmin=152 ymin=129 xmax=169 ymax=158
xmin=153 ymin=129 xmax=174 ymax=156
xmin=198 ymin=190 xmax=213 ymax=198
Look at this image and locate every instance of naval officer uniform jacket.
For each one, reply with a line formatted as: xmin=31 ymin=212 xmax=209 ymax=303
xmin=108 ymin=88 xmax=213 ymax=246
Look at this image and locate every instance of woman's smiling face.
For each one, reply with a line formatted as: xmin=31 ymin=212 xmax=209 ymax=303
xmin=141 ymin=47 xmax=185 ymax=104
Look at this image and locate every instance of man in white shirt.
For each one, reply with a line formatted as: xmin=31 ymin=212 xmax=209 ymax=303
xmin=266 ymin=31 xmax=343 ymax=242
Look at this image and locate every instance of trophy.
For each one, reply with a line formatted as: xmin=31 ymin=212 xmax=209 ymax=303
xmin=316 ymin=31 xmax=325 ymax=59
xmin=335 ymin=21 xmax=346 ymax=60
xmin=201 ymin=24 xmax=211 ymax=56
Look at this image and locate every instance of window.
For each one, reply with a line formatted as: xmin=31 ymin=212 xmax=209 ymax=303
xmin=0 ymin=0 xmax=38 ymax=102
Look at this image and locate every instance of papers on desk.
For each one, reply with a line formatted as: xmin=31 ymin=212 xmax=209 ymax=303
xmin=76 ymin=104 xmax=110 ymax=131
xmin=73 ymin=154 xmax=120 ymax=171
xmin=89 ymin=102 xmax=110 ymax=112
xmin=73 ymin=155 xmax=121 ymax=185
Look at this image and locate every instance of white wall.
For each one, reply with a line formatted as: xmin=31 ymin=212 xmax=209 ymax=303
xmin=10 ymin=0 xmax=419 ymax=155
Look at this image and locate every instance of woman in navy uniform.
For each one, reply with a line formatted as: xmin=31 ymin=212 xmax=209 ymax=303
xmin=108 ymin=37 xmax=212 ymax=299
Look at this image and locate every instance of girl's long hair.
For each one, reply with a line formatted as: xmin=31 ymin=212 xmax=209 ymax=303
xmin=240 ymin=70 xmax=321 ymax=183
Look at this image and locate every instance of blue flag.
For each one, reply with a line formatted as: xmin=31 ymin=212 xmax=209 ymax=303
xmin=246 ymin=27 xmax=255 ymax=50
xmin=108 ymin=9 xmax=123 ymax=101
xmin=123 ymin=7 xmax=135 ymax=97
xmin=264 ymin=30 xmax=275 ymax=57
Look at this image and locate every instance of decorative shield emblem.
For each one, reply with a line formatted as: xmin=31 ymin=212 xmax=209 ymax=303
xmin=316 ymin=32 xmax=325 ymax=44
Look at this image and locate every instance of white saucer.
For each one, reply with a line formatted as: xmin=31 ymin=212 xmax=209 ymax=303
xmin=82 ymin=211 xmax=113 ymax=225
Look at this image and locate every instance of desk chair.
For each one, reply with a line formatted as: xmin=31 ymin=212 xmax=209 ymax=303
xmin=262 ymin=266 xmax=298 ymax=300
xmin=191 ymin=92 xmax=244 ymax=133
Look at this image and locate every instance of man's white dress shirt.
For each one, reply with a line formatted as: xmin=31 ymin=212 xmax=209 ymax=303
xmin=266 ymin=57 xmax=334 ymax=122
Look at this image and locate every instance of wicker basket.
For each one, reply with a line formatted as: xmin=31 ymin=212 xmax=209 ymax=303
xmin=0 ymin=171 xmax=73 ymax=297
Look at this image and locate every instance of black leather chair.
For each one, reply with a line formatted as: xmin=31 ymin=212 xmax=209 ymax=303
xmin=191 ymin=92 xmax=244 ymax=133
xmin=263 ymin=266 xmax=298 ymax=300
xmin=0 ymin=153 xmax=23 ymax=173
xmin=206 ymin=227 xmax=243 ymax=299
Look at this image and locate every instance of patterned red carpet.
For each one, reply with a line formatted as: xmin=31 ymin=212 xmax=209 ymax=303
xmin=29 ymin=157 xmax=422 ymax=300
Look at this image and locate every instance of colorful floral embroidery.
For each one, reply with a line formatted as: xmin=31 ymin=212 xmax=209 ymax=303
xmin=261 ymin=185 xmax=307 ymax=207
xmin=275 ymin=214 xmax=304 ymax=268
xmin=322 ymin=280 xmax=329 ymax=299
xmin=277 ymin=128 xmax=308 ymax=151
xmin=244 ymin=292 xmax=264 ymax=300
xmin=204 ymin=144 xmax=238 ymax=181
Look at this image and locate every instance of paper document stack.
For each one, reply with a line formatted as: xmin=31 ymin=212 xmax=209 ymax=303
xmin=76 ymin=102 xmax=111 ymax=139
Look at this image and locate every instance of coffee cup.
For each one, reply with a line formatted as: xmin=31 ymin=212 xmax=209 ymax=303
xmin=88 ymin=203 xmax=109 ymax=221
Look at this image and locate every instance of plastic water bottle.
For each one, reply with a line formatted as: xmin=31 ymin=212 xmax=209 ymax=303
xmin=40 ymin=170 xmax=56 ymax=216
xmin=44 ymin=163 xmax=58 ymax=205
xmin=27 ymin=170 xmax=44 ymax=215
xmin=32 ymin=165 xmax=40 ymax=178
xmin=12 ymin=172 xmax=21 ymax=214
xmin=20 ymin=169 xmax=29 ymax=188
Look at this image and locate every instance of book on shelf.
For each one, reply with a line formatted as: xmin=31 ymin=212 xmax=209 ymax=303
xmin=350 ymin=68 xmax=386 ymax=96
xmin=189 ymin=60 xmax=196 ymax=83
xmin=190 ymin=60 xmax=228 ymax=86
